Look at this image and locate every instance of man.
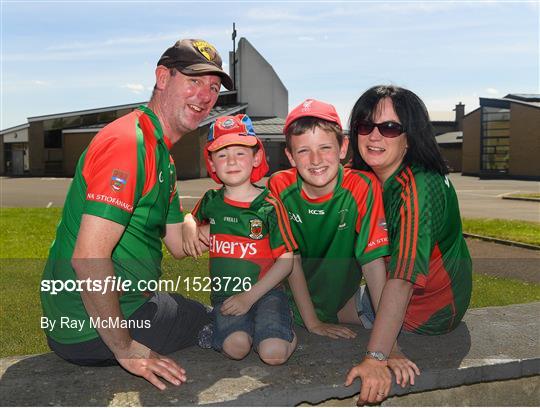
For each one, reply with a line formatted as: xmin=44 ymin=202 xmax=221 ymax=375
xmin=40 ymin=39 xmax=233 ymax=390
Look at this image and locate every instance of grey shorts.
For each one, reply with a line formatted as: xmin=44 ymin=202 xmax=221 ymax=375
xmin=47 ymin=292 xmax=212 ymax=366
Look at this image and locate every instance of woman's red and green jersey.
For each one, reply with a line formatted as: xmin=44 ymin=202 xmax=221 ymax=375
xmin=384 ymin=163 xmax=472 ymax=335
xmin=192 ymin=187 xmax=297 ymax=301
xmin=268 ymin=166 xmax=390 ymax=325
xmin=41 ymin=105 xmax=184 ymax=344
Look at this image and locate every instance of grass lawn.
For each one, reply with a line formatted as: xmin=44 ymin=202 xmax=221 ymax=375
xmin=1 ymin=208 xmax=539 ymax=357
xmin=462 ymin=218 xmax=540 ymax=246
xmin=506 ymin=192 xmax=540 ymax=199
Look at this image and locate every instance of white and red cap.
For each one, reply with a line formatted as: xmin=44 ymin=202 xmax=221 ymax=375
xmin=204 ymin=114 xmax=269 ymax=184
xmin=283 ymin=99 xmax=342 ymax=134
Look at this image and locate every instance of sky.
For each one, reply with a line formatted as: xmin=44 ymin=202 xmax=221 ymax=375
xmin=1 ymin=1 xmax=539 ymax=130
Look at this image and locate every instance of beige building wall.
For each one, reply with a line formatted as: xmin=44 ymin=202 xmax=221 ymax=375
xmin=462 ymin=109 xmax=481 ymax=175
xmin=63 ymin=131 xmax=97 ymax=176
xmin=508 ymin=103 xmax=540 ymax=178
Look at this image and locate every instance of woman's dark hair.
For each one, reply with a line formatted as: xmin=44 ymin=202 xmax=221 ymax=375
xmin=349 ymin=85 xmax=448 ymax=175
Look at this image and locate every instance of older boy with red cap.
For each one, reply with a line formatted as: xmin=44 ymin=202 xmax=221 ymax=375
xmin=268 ymin=99 xmax=389 ymax=339
xmin=188 ymin=114 xmax=298 ymax=365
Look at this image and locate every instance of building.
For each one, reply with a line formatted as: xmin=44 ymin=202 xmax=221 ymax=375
xmin=462 ymin=94 xmax=540 ymax=180
xmin=430 ymin=103 xmax=465 ymax=172
xmin=0 ymin=38 xmax=289 ymax=179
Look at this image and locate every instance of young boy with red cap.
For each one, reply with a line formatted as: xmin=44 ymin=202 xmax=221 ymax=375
xmin=187 ymin=114 xmax=298 ymax=365
xmin=267 ymin=99 xmax=390 ymax=339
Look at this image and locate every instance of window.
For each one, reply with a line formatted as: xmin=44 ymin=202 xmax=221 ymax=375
xmin=44 ymin=129 xmax=62 ymax=148
xmin=480 ymin=107 xmax=509 ymax=174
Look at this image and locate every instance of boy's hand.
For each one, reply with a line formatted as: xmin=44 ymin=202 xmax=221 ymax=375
xmin=221 ymin=292 xmax=255 ymax=316
xmin=182 ymin=215 xmax=203 ymax=258
xmin=387 ymin=350 xmax=420 ymax=388
xmin=307 ymin=320 xmax=357 ymax=339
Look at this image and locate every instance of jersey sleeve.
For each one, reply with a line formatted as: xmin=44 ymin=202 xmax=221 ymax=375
xmin=191 ymin=190 xmax=211 ymax=224
xmin=265 ymin=195 xmax=298 ymax=259
xmin=387 ymin=169 xmax=444 ymax=288
xmin=166 ymin=159 xmax=184 ymax=224
xmin=354 ymin=175 xmax=390 ymax=265
xmin=81 ymin=132 xmax=140 ymax=226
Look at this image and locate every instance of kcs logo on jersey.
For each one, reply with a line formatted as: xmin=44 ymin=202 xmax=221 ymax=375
xmin=249 ymin=219 xmax=263 ymax=240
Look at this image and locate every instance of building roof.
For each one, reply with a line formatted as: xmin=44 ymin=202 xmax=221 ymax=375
xmin=436 ymin=131 xmax=463 ymax=145
xmin=63 ymin=103 xmax=248 ymax=134
xmin=0 ymin=123 xmax=30 ymax=136
xmin=480 ymin=95 xmax=540 ymax=110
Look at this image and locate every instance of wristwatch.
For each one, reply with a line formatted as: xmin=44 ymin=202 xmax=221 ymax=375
xmin=365 ymin=350 xmax=388 ymax=361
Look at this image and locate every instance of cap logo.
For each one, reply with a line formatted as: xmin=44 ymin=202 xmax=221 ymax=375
xmin=220 ymin=118 xmax=236 ymax=129
xmin=192 ymin=40 xmax=216 ymax=62
xmin=302 ymin=99 xmax=314 ymax=112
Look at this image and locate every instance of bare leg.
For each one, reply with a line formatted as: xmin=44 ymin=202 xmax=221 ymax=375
xmin=222 ymin=331 xmax=252 ymax=360
xmin=337 ymin=294 xmax=362 ymax=325
xmin=257 ymin=332 xmax=297 ymax=366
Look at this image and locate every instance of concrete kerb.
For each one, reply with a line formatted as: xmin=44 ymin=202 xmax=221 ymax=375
xmin=501 ymin=194 xmax=540 ymax=203
xmin=463 ymin=233 xmax=540 ymax=251
xmin=1 ymin=302 xmax=539 ymax=406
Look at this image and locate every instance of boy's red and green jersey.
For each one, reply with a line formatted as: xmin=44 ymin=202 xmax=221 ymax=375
xmin=268 ymin=166 xmax=390 ymax=325
xmin=384 ymin=164 xmax=472 ymax=335
xmin=41 ymin=105 xmax=184 ymax=344
xmin=192 ymin=187 xmax=297 ymax=302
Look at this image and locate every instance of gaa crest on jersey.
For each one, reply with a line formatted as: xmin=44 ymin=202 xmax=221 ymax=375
xmin=111 ymin=169 xmax=128 ymax=192
xmin=378 ymin=218 xmax=388 ymax=231
xmin=249 ymin=219 xmax=263 ymax=240
xmin=337 ymin=208 xmax=349 ymax=230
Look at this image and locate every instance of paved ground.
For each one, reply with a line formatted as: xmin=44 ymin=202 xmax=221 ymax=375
xmin=1 ymin=174 xmax=539 ymax=221
xmin=1 ymin=302 xmax=538 ymax=406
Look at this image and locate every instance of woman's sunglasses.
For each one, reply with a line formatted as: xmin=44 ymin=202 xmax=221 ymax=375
xmin=357 ymin=121 xmax=404 ymax=138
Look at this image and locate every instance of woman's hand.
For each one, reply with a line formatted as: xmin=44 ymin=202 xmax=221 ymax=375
xmin=387 ymin=349 xmax=420 ymax=388
xmin=345 ymin=358 xmax=392 ymax=405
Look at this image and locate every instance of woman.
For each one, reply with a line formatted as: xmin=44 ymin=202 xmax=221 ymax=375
xmin=344 ymin=85 xmax=472 ymax=404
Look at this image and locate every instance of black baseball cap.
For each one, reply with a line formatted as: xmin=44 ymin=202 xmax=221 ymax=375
xmin=157 ymin=39 xmax=233 ymax=90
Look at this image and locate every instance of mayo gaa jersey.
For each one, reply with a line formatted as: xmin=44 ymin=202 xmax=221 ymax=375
xmin=192 ymin=187 xmax=297 ymax=301
xmin=41 ymin=105 xmax=184 ymax=344
xmin=383 ymin=164 xmax=472 ymax=335
xmin=268 ymin=166 xmax=390 ymax=324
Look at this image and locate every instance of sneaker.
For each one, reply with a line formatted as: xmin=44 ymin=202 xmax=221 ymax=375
xmin=197 ymin=323 xmax=214 ymax=349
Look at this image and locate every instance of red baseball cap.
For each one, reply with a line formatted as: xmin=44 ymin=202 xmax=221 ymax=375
xmin=283 ymin=99 xmax=342 ymax=134
xmin=204 ymin=114 xmax=269 ymax=184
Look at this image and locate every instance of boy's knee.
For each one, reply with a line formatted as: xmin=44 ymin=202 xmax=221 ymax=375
xmin=257 ymin=338 xmax=294 ymax=366
xmin=222 ymin=331 xmax=252 ymax=360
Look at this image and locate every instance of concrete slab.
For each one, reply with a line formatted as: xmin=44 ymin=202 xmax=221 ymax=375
xmin=1 ymin=303 xmax=539 ymax=406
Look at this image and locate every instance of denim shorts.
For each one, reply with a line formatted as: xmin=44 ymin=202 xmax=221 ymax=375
xmin=355 ymin=285 xmax=376 ymax=329
xmin=211 ymin=288 xmax=295 ymax=351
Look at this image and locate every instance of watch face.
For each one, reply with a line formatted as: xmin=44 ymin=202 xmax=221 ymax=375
xmin=367 ymin=351 xmax=386 ymax=361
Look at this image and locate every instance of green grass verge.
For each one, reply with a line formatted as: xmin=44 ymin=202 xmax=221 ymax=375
xmin=462 ymin=218 xmax=540 ymax=246
xmin=1 ymin=208 xmax=539 ymax=357
xmin=506 ymin=192 xmax=540 ymax=199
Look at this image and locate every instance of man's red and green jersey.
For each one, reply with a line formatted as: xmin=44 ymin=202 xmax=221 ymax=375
xmin=41 ymin=105 xmax=184 ymax=344
xmin=384 ymin=164 xmax=472 ymax=335
xmin=192 ymin=187 xmax=297 ymax=302
xmin=268 ymin=166 xmax=390 ymax=325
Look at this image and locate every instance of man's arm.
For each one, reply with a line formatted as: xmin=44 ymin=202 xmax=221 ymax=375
xmin=163 ymin=222 xmax=188 ymax=259
xmin=287 ymin=255 xmax=356 ymax=339
xmin=72 ymin=214 xmax=186 ymax=390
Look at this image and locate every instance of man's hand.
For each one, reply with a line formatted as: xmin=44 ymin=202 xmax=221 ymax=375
xmin=387 ymin=350 xmax=420 ymax=388
xmin=116 ymin=340 xmax=187 ymax=390
xmin=345 ymin=358 xmax=392 ymax=405
xmin=181 ymin=215 xmax=203 ymax=258
xmin=307 ymin=321 xmax=357 ymax=339
xmin=220 ymin=292 xmax=255 ymax=316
